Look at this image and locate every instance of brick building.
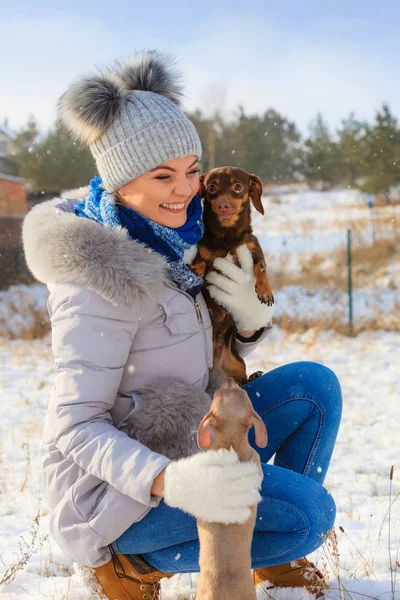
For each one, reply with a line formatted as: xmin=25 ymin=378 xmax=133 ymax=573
xmin=0 ymin=173 xmax=31 ymax=289
xmin=0 ymin=172 xmax=28 ymax=216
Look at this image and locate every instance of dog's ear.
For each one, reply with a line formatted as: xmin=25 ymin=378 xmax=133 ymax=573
xmin=197 ymin=410 xmax=216 ymax=449
xmin=251 ymin=410 xmax=268 ymax=448
xmin=249 ymin=174 xmax=264 ymax=215
xmin=198 ymin=174 xmax=206 ymax=199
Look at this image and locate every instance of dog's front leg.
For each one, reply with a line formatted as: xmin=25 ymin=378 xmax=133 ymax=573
xmin=254 ymin=262 xmax=274 ymax=306
xmin=191 ymin=257 xmax=207 ymax=278
xmin=245 ymin=239 xmax=274 ymax=306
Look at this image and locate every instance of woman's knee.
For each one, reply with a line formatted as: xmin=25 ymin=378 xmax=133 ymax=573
xmin=286 ymin=484 xmax=336 ymax=558
xmin=274 ymin=361 xmax=342 ymax=423
xmin=256 ymin=472 xmax=337 ymax=562
xmin=260 ymin=465 xmax=336 ymax=536
xmin=302 ymin=481 xmax=336 ymax=551
xmin=309 ymin=362 xmax=342 ymax=426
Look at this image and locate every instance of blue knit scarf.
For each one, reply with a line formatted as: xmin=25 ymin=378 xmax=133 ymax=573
xmin=74 ymin=177 xmax=204 ymax=298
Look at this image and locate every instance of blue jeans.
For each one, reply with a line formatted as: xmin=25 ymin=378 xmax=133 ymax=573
xmin=113 ymin=361 xmax=342 ymax=573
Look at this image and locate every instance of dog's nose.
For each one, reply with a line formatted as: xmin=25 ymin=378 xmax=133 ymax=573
xmin=224 ymin=377 xmax=236 ymax=388
xmin=216 ymin=198 xmax=231 ymax=212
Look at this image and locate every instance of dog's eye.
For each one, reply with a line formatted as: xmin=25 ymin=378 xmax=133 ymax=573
xmin=233 ymin=183 xmax=244 ymax=193
xmin=207 ymin=183 xmax=217 ymax=194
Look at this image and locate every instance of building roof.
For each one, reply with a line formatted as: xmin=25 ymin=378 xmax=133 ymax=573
xmin=0 ymin=124 xmax=16 ymax=140
xmin=0 ymin=172 xmax=24 ymax=184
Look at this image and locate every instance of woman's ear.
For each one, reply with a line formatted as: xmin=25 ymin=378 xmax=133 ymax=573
xmin=252 ymin=411 xmax=268 ymax=448
xmin=197 ymin=410 xmax=215 ymax=449
xmin=198 ymin=175 xmax=206 ymax=198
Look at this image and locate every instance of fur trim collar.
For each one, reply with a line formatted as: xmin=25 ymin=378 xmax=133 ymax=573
xmin=22 ymin=191 xmax=169 ymax=308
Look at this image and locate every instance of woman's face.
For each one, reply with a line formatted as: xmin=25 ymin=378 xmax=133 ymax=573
xmin=117 ymin=155 xmax=200 ymax=228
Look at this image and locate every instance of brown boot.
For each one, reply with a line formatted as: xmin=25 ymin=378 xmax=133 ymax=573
xmin=94 ymin=553 xmax=173 ymax=600
xmin=253 ymin=558 xmax=327 ymax=598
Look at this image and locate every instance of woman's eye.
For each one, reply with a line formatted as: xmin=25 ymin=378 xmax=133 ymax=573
xmin=207 ymin=183 xmax=217 ymax=193
xmin=234 ymin=183 xmax=244 ymax=193
xmin=156 ymin=169 xmax=199 ymax=181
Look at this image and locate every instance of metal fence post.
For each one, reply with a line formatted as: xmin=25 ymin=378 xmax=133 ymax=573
xmin=347 ymin=228 xmax=354 ymax=336
xmin=367 ymin=193 xmax=376 ymax=243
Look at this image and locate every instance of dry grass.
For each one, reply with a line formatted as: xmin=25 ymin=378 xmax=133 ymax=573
xmin=0 ymin=509 xmax=44 ymax=587
xmin=270 ymin=235 xmax=400 ymax=293
xmin=273 ymin=311 xmax=400 ymax=337
xmin=10 ymin=307 xmax=51 ymax=340
xmin=0 ymin=301 xmax=50 ymax=340
xmin=285 ymin=302 xmax=399 ymax=334
xmin=373 ymin=195 xmax=400 ymax=207
xmin=270 ymin=232 xmax=400 ymax=335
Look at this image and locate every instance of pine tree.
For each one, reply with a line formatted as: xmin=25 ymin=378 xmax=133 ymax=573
xmin=304 ymin=114 xmax=342 ymax=189
xmin=11 ymin=115 xmax=42 ymax=184
xmin=359 ymin=104 xmax=400 ymax=201
xmin=35 ymin=123 xmax=95 ymax=190
xmin=186 ymin=110 xmax=216 ymax=173
xmin=4 ymin=117 xmax=96 ymax=190
xmin=336 ymin=113 xmax=366 ymax=187
xmin=215 ymin=107 xmax=302 ymax=181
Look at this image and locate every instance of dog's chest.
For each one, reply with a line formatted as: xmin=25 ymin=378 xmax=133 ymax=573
xmin=198 ymin=243 xmax=241 ymax=274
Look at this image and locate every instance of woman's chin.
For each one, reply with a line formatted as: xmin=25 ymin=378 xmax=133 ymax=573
xmin=159 ymin=210 xmax=187 ymax=228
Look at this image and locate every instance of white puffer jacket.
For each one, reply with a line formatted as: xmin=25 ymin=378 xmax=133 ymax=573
xmin=22 ymin=193 xmax=272 ymax=567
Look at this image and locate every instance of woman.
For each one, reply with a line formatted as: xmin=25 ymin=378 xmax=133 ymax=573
xmin=23 ymin=51 xmax=342 ymax=600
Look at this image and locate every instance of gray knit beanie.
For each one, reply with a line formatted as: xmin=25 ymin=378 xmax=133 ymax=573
xmin=57 ymin=51 xmax=202 ymax=192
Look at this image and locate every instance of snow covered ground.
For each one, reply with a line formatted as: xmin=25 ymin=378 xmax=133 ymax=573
xmin=1 ymin=189 xmax=399 ymax=599
xmin=1 ymin=329 xmax=399 ymax=599
xmin=257 ymin=189 xmax=400 ymax=257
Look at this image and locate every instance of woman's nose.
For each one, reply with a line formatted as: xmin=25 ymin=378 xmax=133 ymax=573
xmin=173 ymin=177 xmax=192 ymax=197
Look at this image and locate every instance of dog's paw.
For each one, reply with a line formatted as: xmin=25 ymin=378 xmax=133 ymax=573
xmin=190 ymin=261 xmax=206 ymax=278
xmin=256 ymin=284 xmax=274 ymax=306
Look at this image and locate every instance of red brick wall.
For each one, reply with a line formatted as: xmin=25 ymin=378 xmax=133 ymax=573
xmin=0 ymin=179 xmax=28 ymax=215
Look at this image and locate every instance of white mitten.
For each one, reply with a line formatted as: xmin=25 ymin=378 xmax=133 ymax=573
xmin=206 ymin=244 xmax=274 ymax=332
xmin=163 ymin=448 xmax=262 ymax=524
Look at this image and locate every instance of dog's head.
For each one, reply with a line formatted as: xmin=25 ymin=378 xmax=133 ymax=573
xmin=198 ymin=166 xmax=264 ymax=229
xmin=197 ymin=377 xmax=268 ymax=450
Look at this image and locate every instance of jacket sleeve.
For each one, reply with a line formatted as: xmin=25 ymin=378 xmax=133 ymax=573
xmin=48 ymin=282 xmax=170 ymax=507
xmin=234 ymin=321 xmax=273 ymax=359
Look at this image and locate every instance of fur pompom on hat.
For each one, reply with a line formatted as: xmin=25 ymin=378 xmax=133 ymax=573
xmin=58 ymin=50 xmax=202 ymax=192
xmin=115 ymin=51 xmax=184 ymax=105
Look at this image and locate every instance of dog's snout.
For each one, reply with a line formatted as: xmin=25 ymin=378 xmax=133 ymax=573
xmin=216 ymin=197 xmax=231 ymax=213
xmin=223 ymin=377 xmax=236 ymax=388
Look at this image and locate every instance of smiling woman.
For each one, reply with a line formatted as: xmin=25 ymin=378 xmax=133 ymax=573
xmin=117 ymin=156 xmax=200 ymax=227
xmin=22 ymin=48 xmax=341 ymax=600
xmin=22 ymin=49 xmax=272 ymax=598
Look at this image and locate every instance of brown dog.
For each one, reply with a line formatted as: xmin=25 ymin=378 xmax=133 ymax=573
xmin=195 ymin=377 xmax=267 ymax=600
xmin=192 ymin=166 xmax=274 ymax=385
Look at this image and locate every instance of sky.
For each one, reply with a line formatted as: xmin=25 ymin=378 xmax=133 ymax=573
xmin=1 ymin=0 xmax=400 ymax=136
